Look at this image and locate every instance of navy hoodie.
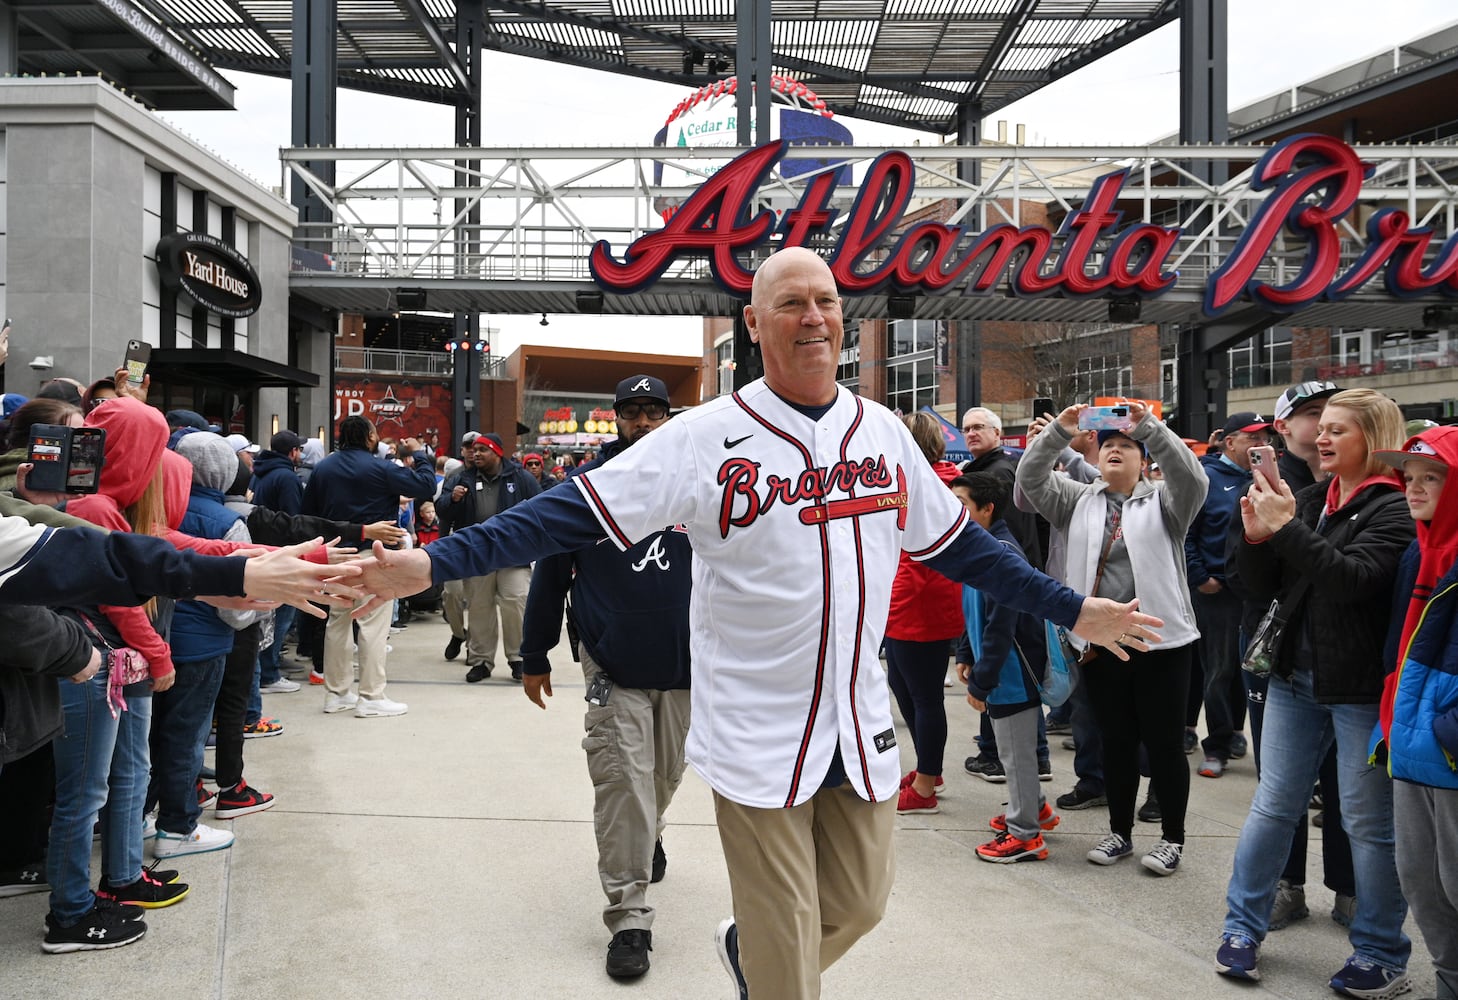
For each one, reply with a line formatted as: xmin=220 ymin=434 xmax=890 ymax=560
xmin=249 ymin=450 xmax=304 ymax=515
xmin=516 ymin=438 xmax=692 ymax=690
xmin=1184 ymin=452 xmax=1251 ymax=587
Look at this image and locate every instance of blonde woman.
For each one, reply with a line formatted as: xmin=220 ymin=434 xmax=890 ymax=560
xmin=1217 ymin=389 xmax=1414 ymax=997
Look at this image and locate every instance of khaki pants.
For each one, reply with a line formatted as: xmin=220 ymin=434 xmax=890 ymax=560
xmin=580 ymin=649 xmax=691 ymax=932
xmin=461 ymin=566 xmax=531 ymax=668
xmin=713 ymin=785 xmax=896 ymax=1000
xmin=324 ymin=598 xmax=391 ymax=700
xmin=442 ymin=579 xmax=467 ymax=641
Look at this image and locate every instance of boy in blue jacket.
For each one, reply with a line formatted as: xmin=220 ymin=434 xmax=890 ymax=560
xmin=953 ymin=473 xmax=1060 ymax=863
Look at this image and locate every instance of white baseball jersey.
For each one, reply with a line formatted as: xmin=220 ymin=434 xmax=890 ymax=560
xmin=574 ymin=379 xmax=970 ymax=809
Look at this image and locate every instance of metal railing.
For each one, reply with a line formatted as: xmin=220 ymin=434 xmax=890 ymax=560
xmin=334 ymin=347 xmax=458 ymax=377
xmin=281 ymin=142 xmax=1458 ymax=305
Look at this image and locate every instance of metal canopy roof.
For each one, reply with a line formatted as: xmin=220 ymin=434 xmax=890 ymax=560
xmin=11 ymin=0 xmax=1179 ymax=128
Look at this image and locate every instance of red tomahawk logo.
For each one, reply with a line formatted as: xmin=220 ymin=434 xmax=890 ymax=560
xmin=799 ymin=468 xmax=908 ymax=529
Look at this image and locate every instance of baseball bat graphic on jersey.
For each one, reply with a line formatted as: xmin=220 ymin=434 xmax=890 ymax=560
xmin=798 ymin=469 xmax=908 ymax=529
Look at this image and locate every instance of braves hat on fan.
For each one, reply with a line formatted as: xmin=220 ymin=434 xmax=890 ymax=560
xmin=615 ymin=375 xmax=669 ymax=408
xmin=1222 ymin=411 xmax=1273 ymax=437
xmin=1096 ymin=429 xmax=1147 ymax=455
xmin=1273 ymin=381 xmax=1340 ymax=422
xmin=270 ymin=429 xmax=305 ymax=453
xmin=1374 ymin=425 xmax=1458 ymax=473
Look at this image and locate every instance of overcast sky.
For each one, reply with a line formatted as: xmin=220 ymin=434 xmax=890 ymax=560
xmin=161 ymin=1 xmax=1456 ymax=358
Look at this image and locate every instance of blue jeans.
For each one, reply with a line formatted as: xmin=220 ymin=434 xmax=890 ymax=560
xmin=98 ymin=693 xmax=152 ymax=888
xmin=1069 ymin=675 xmax=1105 ymax=794
xmin=149 ymin=655 xmax=227 ymax=837
xmin=48 ymin=667 xmax=119 ymax=922
xmin=1223 ymin=668 xmax=1410 ymax=971
xmin=258 ymin=606 xmax=296 ymax=686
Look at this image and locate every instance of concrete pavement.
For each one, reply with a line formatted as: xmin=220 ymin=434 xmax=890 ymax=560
xmin=0 ymin=610 xmax=1436 ymax=999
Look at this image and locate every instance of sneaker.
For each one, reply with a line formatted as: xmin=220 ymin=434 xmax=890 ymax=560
xmin=1038 ymin=758 xmax=1052 ymax=782
xmin=259 ymin=677 xmax=301 ymax=694
xmin=89 ymin=896 xmax=145 ymax=922
xmin=1198 ymin=756 xmax=1225 ymax=778
xmin=651 ymin=839 xmax=667 ymax=884
xmin=196 ymin=778 xmax=218 ymax=810
xmin=1328 ymin=956 xmax=1410 ymax=999
xmin=715 ymin=918 xmax=749 ymax=1000
xmin=509 ymin=662 xmax=523 ymax=682
xmin=1056 ymin=786 xmax=1106 ymax=811
xmin=41 ymin=902 xmax=147 ymax=953
xmin=1086 ymin=832 xmax=1133 ymax=865
xmin=1045 ymin=718 xmax=1072 ymax=735
xmin=964 ymin=753 xmax=1006 ymax=783
xmin=1062 ymin=736 xmax=1077 ymax=751
xmin=1332 ymin=893 xmax=1357 ymax=928
xmin=464 ymin=662 xmax=492 ymax=683
xmin=1140 ymin=838 xmax=1182 ymax=876
xmin=387 ymin=626 xmax=404 ymax=636
xmin=990 ymin=801 xmax=1060 ymax=834
xmin=896 ymin=784 xmax=939 ymax=814
xmin=1138 ymin=788 xmax=1162 ymax=823
xmin=0 ymin=865 xmax=47 ymax=897
xmin=242 ymin=718 xmax=283 ymax=739
xmin=323 ymin=692 xmax=359 ymax=714
xmin=444 ymin=634 xmax=465 ymax=661
xmin=152 ymin=822 xmax=234 ymax=858
xmin=215 ymin=780 xmax=276 ymax=819
xmin=141 ymin=810 xmax=157 ymax=840
xmin=1268 ymin=879 xmax=1309 ymax=930
xmin=1215 ymin=932 xmax=1261 ymax=981
xmin=1184 ymin=728 xmax=1199 ymax=754
xmin=976 ymin=830 xmax=1048 ymax=863
xmin=604 ymin=928 xmax=652 ymax=979
xmin=1229 ymin=733 xmax=1249 ymax=759
xmin=97 ymin=869 xmax=189 ymax=909
xmin=308 ymin=671 xmax=325 ymax=686
xmin=899 ymin=771 xmax=946 ymax=796
xmin=355 ymin=696 xmax=408 ymax=718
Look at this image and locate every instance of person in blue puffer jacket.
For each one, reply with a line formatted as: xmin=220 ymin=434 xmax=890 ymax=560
xmin=1374 ymin=425 xmax=1458 ymax=1000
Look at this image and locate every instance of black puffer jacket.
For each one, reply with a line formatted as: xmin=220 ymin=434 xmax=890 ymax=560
xmin=0 ymin=606 xmax=94 ymax=764
xmin=1236 ymin=478 xmax=1413 ymax=704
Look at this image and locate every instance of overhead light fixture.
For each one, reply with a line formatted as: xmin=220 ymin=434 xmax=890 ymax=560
xmin=397 ymin=287 xmax=427 ymax=310
xmin=1422 ymin=305 xmax=1458 ymax=328
xmin=887 ymin=294 xmax=917 ymax=320
xmin=1107 ymin=294 xmax=1142 ymax=324
xmin=575 ymin=290 xmax=605 ymax=314
xmin=682 ymin=48 xmax=704 ymax=75
xmin=539 ymin=312 xmax=549 ymax=327
xmin=707 ymin=56 xmax=729 ymax=75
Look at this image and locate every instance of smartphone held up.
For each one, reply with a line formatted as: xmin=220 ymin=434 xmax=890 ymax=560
xmin=1077 ymin=405 xmax=1134 ymax=433
xmin=1248 ymin=445 xmax=1280 ymax=490
xmin=123 ymin=340 xmax=151 ymax=388
xmin=26 ymin=424 xmax=106 ymax=494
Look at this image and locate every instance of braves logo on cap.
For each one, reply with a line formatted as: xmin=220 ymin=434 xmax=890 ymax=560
xmin=1408 ymin=440 xmax=1439 ymax=456
xmin=628 ymin=378 xmax=654 ymax=393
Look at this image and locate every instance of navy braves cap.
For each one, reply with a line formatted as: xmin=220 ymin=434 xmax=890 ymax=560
xmin=615 ymin=375 xmax=669 ymax=408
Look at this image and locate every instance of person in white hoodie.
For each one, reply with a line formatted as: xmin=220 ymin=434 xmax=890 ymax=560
xmin=1017 ymin=401 xmax=1206 ymax=876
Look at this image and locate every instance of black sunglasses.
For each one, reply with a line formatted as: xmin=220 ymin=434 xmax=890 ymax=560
xmin=617 ymin=401 xmax=668 ymax=420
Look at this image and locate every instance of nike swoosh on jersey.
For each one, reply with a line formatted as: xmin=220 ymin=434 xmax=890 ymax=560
xmin=724 ymin=434 xmax=753 ymax=448
xmin=1223 ymin=484 xmax=1238 ymax=491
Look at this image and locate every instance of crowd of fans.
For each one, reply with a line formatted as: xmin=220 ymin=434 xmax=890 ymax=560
xmin=0 ymin=367 xmax=1452 ymax=1000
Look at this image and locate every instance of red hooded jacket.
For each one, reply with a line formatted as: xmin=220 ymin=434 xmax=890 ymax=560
xmin=885 ymin=459 xmax=966 ymax=642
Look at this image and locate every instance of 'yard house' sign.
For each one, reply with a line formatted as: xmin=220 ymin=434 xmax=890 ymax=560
xmin=155 ymin=232 xmax=263 ymax=319
xmin=590 ymin=134 xmax=1458 ymax=318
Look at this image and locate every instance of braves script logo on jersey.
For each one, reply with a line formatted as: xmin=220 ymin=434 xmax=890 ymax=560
xmin=715 ymin=455 xmax=907 ymax=538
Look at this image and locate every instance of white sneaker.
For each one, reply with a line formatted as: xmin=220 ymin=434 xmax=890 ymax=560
xmin=323 ymin=692 xmax=359 ymax=714
xmin=259 ymin=677 xmax=302 ymax=693
xmin=355 ymin=696 xmax=408 ymax=718
xmin=141 ymin=810 xmax=157 ymax=840
xmin=1141 ymin=839 xmax=1183 ymax=876
xmin=152 ymin=822 xmax=234 ymax=858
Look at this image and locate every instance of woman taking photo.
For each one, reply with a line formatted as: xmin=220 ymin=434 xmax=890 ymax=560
xmin=1017 ymin=401 xmax=1206 ymax=875
xmin=1215 ymin=388 xmax=1412 ymax=998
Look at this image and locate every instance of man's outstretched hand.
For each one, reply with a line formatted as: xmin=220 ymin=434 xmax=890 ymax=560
xmin=1072 ymin=597 xmax=1164 ymax=662
xmin=342 ymin=540 xmax=435 ymax=618
xmin=237 ymin=538 xmax=365 ymax=618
